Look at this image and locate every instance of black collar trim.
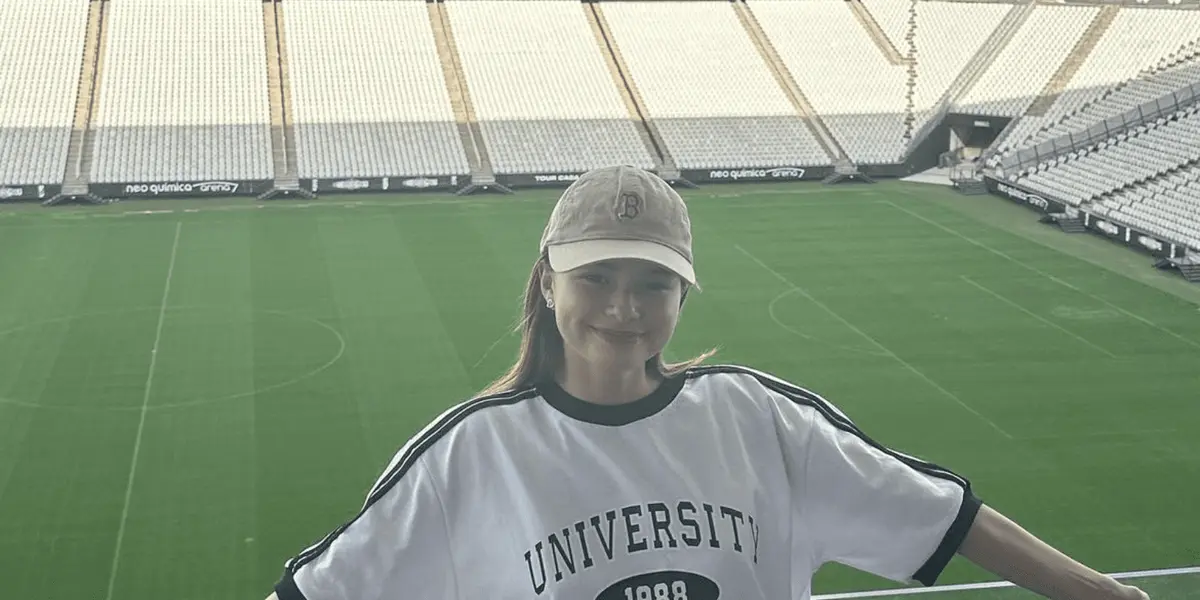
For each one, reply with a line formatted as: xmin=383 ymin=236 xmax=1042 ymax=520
xmin=537 ymin=373 xmax=687 ymax=426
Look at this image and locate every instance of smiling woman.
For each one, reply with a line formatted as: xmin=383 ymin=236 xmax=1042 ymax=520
xmin=268 ymin=166 xmax=1149 ymax=600
xmin=485 ymin=164 xmax=715 ymax=407
xmin=545 ymin=257 xmax=689 ymax=400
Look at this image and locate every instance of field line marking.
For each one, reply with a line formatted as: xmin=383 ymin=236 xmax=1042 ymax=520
xmin=883 ymin=201 xmax=1200 ymax=351
xmin=812 ymin=565 xmax=1200 ymax=599
xmin=733 ymin=243 xmax=1014 ymax=440
xmin=959 ymin=275 xmax=1118 ymax=358
xmin=768 ymin=289 xmax=889 ymax=358
xmin=104 ymin=221 xmax=181 ymax=600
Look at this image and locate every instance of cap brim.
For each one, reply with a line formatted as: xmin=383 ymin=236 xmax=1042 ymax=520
xmin=547 ymin=239 xmax=697 ymax=286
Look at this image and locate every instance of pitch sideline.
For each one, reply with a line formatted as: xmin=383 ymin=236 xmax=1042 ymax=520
xmin=813 ymin=566 xmax=1200 ymax=599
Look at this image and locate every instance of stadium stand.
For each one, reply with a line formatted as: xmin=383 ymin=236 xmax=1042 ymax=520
xmin=954 ymin=5 xmax=1101 ymax=118
xmin=444 ymin=0 xmax=656 ymax=175
xmin=897 ymin=1 xmax=1011 ymax=136
xmin=1089 ymin=163 xmax=1200 ymax=251
xmin=861 ymin=0 xmax=1010 ymax=130
xmin=991 ymin=8 xmax=1200 ymax=159
xmin=1017 ymin=41 xmax=1200 ymax=148
xmin=90 ymin=0 xmax=274 ymax=184
xmin=283 ymin=0 xmax=469 ymax=180
xmin=750 ymin=0 xmax=1006 ymax=164
xmin=599 ymin=1 xmax=831 ymax=171
xmin=749 ymin=0 xmax=909 ymax=164
xmin=1012 ymin=104 xmax=1200 ymax=205
xmin=0 ymin=0 xmax=90 ymax=187
xmin=6 ymin=0 xmax=1200 ymax=275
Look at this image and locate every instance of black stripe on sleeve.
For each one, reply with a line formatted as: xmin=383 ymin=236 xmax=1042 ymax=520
xmin=690 ymin=364 xmax=974 ymax=489
xmin=914 ymin=490 xmax=982 ymax=586
xmin=273 ymin=387 xmax=539 ymax=596
xmin=274 ymin=571 xmax=306 ymax=600
xmin=687 ymin=364 xmax=982 ymax=585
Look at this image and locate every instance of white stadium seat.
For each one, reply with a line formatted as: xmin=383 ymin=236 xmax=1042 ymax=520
xmin=445 ymin=0 xmax=654 ymax=174
xmin=4 ymin=0 xmax=1198 ymax=265
xmin=284 ymin=0 xmax=469 ymax=179
xmin=751 ymin=0 xmax=1005 ymax=164
xmin=0 ymin=0 xmax=90 ymax=186
xmin=1014 ymin=106 xmax=1200 ymax=206
xmin=91 ymin=0 xmax=274 ymax=183
xmin=601 ymin=1 xmax=831 ymax=169
xmin=955 ymin=5 xmax=1100 ymax=118
xmin=996 ymin=8 xmax=1200 ymax=157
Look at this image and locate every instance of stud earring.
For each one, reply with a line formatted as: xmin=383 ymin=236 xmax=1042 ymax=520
xmin=546 ymin=298 xmax=555 ymax=310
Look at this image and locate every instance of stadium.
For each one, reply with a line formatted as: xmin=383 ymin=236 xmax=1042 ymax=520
xmin=1 ymin=0 xmax=1198 ymax=599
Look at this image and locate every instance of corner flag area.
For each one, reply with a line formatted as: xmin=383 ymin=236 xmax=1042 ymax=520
xmin=1 ymin=181 xmax=1196 ymax=599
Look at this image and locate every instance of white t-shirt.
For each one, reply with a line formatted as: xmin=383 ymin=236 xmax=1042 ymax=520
xmin=274 ymin=364 xmax=981 ymax=600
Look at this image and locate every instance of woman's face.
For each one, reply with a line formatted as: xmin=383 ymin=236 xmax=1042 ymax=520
xmin=544 ymin=258 xmax=685 ymax=373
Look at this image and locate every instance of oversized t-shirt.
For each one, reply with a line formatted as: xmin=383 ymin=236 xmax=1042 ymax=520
xmin=274 ymin=364 xmax=982 ymax=600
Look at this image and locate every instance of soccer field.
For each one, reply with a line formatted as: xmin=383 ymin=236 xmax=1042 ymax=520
xmin=0 ymin=181 xmax=1197 ymax=600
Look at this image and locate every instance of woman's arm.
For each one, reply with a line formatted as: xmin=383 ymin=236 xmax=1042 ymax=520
xmin=958 ymin=504 xmax=1149 ymax=600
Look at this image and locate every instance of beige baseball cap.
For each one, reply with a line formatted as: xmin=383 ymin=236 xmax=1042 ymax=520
xmin=539 ymin=165 xmax=697 ymax=287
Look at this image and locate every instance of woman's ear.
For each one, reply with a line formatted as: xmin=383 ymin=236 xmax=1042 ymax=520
xmin=540 ymin=269 xmax=555 ymax=306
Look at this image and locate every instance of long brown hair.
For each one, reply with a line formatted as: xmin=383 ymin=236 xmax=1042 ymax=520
xmin=477 ymin=254 xmax=717 ymax=397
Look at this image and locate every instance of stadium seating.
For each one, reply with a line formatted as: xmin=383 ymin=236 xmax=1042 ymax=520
xmin=0 ymin=0 xmax=89 ymax=186
xmin=7 ymin=0 xmax=1200 ymax=274
xmin=994 ymin=9 xmax=1200 ymax=158
xmin=1030 ymin=46 xmax=1200 ymax=146
xmin=749 ymin=0 xmax=908 ymax=164
xmin=284 ymin=0 xmax=469 ymax=179
xmin=1012 ymin=104 xmax=1200 ymax=206
xmin=445 ymin=0 xmax=654 ymax=175
xmin=600 ymin=1 xmax=831 ymax=170
xmin=954 ymin=5 xmax=1100 ymax=118
xmin=1087 ymin=163 xmax=1200 ymax=250
xmin=750 ymin=0 xmax=1006 ymax=164
xmin=862 ymin=0 xmax=1010 ymax=126
xmin=91 ymin=0 xmax=274 ymax=183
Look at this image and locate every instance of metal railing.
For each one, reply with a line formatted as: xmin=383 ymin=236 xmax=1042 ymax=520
xmin=1000 ymin=82 xmax=1200 ymax=174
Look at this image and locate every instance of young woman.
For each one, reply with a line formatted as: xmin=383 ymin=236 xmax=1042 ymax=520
xmin=268 ymin=166 xmax=1149 ymax=600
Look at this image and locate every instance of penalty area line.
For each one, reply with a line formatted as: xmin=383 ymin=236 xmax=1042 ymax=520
xmin=812 ymin=566 xmax=1200 ymax=600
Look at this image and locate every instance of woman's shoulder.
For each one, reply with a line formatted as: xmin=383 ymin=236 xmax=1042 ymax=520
xmin=683 ymin=363 xmax=850 ymax=419
xmin=401 ymin=385 xmax=543 ymax=445
xmin=432 ymin=384 xmax=544 ymax=428
xmin=684 ymin=363 xmax=826 ymax=398
xmin=369 ymin=385 xmax=542 ymax=479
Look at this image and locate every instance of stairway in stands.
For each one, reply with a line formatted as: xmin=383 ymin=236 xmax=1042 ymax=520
xmin=1058 ymin=218 xmax=1087 ymax=233
xmin=1025 ymin=6 xmax=1119 ymax=117
xmin=259 ymin=1 xmax=312 ymax=200
xmin=50 ymin=0 xmax=107 ymax=205
xmin=736 ymin=0 xmax=857 ymax=178
xmin=983 ymin=5 xmax=1117 ymax=163
xmin=907 ymin=0 xmax=1034 ymax=158
xmin=586 ymin=3 xmax=681 ymax=182
xmin=428 ymin=2 xmax=504 ymax=194
xmin=846 ymin=0 xmax=906 ymax=66
xmin=1178 ymin=263 xmax=1200 ymax=283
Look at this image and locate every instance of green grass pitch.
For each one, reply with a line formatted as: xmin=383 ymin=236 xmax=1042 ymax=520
xmin=0 ymin=181 xmax=1197 ymax=600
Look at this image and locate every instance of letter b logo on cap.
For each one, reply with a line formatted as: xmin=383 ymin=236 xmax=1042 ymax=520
xmin=616 ymin=192 xmax=642 ymax=221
